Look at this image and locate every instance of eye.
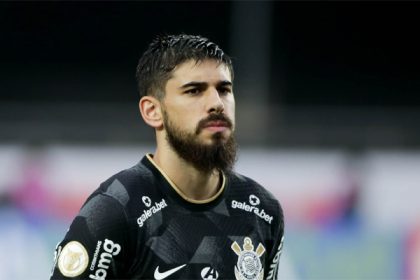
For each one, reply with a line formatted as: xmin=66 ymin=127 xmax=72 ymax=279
xmin=218 ymin=87 xmax=232 ymax=95
xmin=184 ymin=88 xmax=201 ymax=95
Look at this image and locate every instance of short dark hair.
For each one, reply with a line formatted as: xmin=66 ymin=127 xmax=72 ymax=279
xmin=136 ymin=34 xmax=233 ymax=99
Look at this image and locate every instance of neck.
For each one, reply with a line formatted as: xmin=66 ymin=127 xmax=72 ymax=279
xmin=152 ymin=144 xmax=222 ymax=202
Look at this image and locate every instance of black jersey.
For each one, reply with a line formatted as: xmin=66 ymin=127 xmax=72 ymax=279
xmin=50 ymin=154 xmax=284 ymax=280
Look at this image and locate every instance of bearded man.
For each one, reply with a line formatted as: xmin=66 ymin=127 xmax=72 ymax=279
xmin=50 ymin=34 xmax=284 ymax=280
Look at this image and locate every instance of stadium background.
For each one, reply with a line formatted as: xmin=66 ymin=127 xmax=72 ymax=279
xmin=1 ymin=2 xmax=420 ymax=279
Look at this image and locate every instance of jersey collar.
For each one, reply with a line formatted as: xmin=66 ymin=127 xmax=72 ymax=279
xmin=143 ymin=154 xmax=227 ymax=206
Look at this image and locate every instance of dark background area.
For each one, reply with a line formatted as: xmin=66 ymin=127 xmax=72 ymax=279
xmin=271 ymin=2 xmax=420 ymax=106
xmin=1 ymin=2 xmax=232 ymax=103
xmin=1 ymin=1 xmax=419 ymax=147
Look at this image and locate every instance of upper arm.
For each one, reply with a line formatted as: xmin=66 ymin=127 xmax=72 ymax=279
xmin=50 ymin=194 xmax=130 ymax=279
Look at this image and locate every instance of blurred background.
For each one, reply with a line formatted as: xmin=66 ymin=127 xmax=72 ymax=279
xmin=1 ymin=1 xmax=420 ymax=279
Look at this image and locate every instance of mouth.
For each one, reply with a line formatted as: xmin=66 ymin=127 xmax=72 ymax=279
xmin=196 ymin=113 xmax=233 ymax=135
xmin=204 ymin=120 xmax=229 ymax=127
xmin=203 ymin=120 xmax=230 ymax=132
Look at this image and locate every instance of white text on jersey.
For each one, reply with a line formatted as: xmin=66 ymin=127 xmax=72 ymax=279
xmin=89 ymin=239 xmax=121 ymax=280
xmin=231 ymin=199 xmax=273 ymax=224
xmin=137 ymin=198 xmax=167 ymax=227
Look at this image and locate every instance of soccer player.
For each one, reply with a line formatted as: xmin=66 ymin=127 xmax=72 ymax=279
xmin=50 ymin=34 xmax=284 ymax=280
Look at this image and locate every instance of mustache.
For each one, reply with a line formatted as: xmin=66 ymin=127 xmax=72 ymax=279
xmin=196 ymin=113 xmax=233 ymax=134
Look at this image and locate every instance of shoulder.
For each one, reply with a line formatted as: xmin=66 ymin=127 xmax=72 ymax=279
xmin=227 ymin=171 xmax=283 ymax=221
xmin=75 ymin=160 xmax=158 ymax=227
xmin=91 ymin=160 xmax=156 ymax=206
xmin=227 ymin=171 xmax=280 ymax=205
xmin=227 ymin=171 xmax=284 ymax=238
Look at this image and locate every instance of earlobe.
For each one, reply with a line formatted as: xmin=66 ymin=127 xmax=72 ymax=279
xmin=139 ymin=96 xmax=163 ymax=129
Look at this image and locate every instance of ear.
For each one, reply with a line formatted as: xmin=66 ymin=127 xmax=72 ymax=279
xmin=139 ymin=96 xmax=163 ymax=129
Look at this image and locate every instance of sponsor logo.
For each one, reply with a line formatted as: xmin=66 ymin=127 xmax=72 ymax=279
xmin=201 ymin=266 xmax=219 ymax=280
xmin=154 ymin=264 xmax=186 ymax=280
xmin=231 ymin=195 xmax=273 ymax=224
xmin=90 ymin=240 xmax=103 ymax=271
xmin=249 ymin=194 xmax=260 ymax=206
xmin=266 ymin=236 xmax=284 ymax=280
xmin=89 ymin=239 xmax=121 ymax=280
xmin=137 ymin=198 xmax=167 ymax=228
xmin=57 ymin=241 xmax=89 ymax=277
xmin=142 ymin=196 xmax=152 ymax=207
xmin=231 ymin=237 xmax=265 ymax=280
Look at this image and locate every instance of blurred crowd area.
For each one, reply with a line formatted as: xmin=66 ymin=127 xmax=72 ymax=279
xmin=1 ymin=145 xmax=419 ymax=279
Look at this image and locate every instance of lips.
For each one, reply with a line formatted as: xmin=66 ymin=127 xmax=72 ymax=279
xmin=203 ymin=120 xmax=229 ymax=128
xmin=196 ymin=114 xmax=233 ymax=134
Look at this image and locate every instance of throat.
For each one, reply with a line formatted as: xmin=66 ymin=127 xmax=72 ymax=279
xmin=181 ymin=171 xmax=223 ymax=201
xmin=149 ymin=152 xmax=225 ymax=204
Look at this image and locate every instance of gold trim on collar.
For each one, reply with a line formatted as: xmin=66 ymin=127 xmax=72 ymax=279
xmin=146 ymin=154 xmax=225 ymax=204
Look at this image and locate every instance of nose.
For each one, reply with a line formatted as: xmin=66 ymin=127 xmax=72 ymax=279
xmin=206 ymin=88 xmax=224 ymax=114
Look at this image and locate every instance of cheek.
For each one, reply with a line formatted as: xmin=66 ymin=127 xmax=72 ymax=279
xmin=171 ymin=109 xmax=199 ymax=129
xmin=225 ymin=99 xmax=235 ymax=119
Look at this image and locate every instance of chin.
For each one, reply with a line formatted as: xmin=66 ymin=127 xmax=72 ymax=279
xmin=211 ymin=133 xmax=231 ymax=144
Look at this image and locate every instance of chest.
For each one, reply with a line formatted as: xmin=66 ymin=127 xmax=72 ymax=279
xmin=129 ymin=202 xmax=272 ymax=279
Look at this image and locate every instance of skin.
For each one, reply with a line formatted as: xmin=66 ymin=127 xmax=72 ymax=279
xmin=139 ymin=59 xmax=235 ymax=201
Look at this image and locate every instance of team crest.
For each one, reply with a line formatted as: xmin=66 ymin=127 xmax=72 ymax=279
xmin=231 ymin=237 xmax=265 ymax=280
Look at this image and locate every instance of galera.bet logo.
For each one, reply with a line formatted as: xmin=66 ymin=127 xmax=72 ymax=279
xmin=142 ymin=196 xmax=152 ymax=207
xmin=249 ymin=194 xmax=260 ymax=206
xmin=137 ymin=196 xmax=167 ymax=228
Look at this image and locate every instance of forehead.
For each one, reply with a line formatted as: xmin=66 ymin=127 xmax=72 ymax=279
xmin=169 ymin=59 xmax=232 ymax=84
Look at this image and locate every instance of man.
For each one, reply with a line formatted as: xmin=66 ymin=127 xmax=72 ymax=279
xmin=50 ymin=34 xmax=284 ymax=280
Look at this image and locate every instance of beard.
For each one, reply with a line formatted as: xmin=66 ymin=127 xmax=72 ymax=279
xmin=162 ymin=110 xmax=237 ymax=173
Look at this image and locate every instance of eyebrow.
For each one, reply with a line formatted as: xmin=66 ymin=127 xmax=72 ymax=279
xmin=178 ymin=80 xmax=233 ymax=89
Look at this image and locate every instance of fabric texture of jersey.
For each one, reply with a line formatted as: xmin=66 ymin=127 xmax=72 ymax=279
xmin=50 ymin=154 xmax=284 ymax=280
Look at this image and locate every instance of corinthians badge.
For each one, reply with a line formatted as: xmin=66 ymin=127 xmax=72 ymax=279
xmin=231 ymin=237 xmax=265 ymax=280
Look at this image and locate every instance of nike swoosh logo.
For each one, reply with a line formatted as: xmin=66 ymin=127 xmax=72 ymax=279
xmin=154 ymin=264 xmax=186 ymax=280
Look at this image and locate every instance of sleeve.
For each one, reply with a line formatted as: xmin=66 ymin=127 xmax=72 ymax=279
xmin=265 ymin=200 xmax=285 ymax=280
xmin=50 ymin=193 xmax=131 ymax=279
